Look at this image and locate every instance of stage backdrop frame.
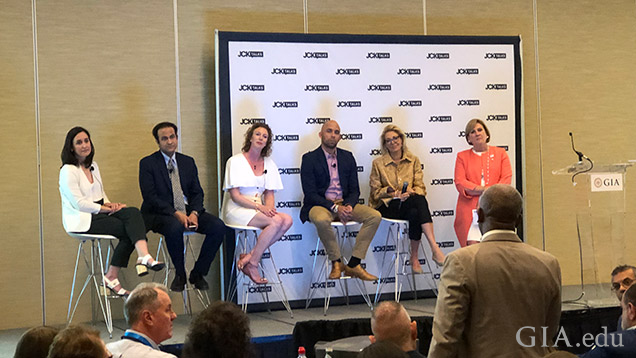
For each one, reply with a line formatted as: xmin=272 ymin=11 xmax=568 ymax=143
xmin=215 ymin=31 xmax=523 ymax=307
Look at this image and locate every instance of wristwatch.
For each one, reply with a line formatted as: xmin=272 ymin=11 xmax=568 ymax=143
xmin=191 ymin=210 xmax=199 ymax=217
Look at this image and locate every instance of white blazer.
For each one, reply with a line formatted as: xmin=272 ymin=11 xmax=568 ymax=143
xmin=59 ymin=162 xmax=110 ymax=232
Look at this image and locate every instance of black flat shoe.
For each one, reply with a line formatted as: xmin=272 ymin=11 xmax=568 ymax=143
xmin=189 ymin=272 xmax=209 ymax=290
xmin=170 ymin=275 xmax=186 ymax=292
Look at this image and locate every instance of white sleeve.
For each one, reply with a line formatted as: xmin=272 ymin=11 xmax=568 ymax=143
xmin=223 ymin=155 xmax=252 ymax=190
xmin=59 ymin=165 xmax=102 ymax=214
xmin=264 ymin=157 xmax=284 ymax=191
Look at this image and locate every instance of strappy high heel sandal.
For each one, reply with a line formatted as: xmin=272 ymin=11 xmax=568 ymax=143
xmin=136 ymin=254 xmax=166 ymax=277
xmin=103 ymin=276 xmax=129 ymax=297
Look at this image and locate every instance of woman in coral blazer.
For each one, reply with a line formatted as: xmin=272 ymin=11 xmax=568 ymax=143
xmin=453 ymin=119 xmax=512 ymax=247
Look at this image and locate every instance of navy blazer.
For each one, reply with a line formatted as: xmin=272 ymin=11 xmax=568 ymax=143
xmin=299 ymin=146 xmax=360 ymax=223
xmin=139 ymin=150 xmax=205 ymax=216
xmin=579 ymin=329 xmax=636 ymax=357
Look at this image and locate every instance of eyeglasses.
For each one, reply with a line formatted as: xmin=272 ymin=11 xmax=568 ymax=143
xmin=384 ymin=135 xmax=400 ymax=144
xmin=611 ymin=277 xmax=634 ymax=291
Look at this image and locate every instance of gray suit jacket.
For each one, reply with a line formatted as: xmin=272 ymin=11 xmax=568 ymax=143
xmin=428 ymin=231 xmax=562 ymax=358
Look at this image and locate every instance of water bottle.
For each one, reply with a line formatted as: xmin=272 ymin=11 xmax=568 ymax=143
xmin=297 ymin=346 xmax=307 ymax=358
xmin=324 ymin=347 xmax=333 ymax=358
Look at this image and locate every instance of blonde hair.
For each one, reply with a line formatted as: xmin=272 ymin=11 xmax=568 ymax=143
xmin=380 ymin=125 xmax=408 ymax=155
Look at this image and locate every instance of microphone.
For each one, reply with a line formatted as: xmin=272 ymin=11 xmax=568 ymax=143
xmin=401 ymin=181 xmax=409 ymax=194
xmin=332 ymin=163 xmax=336 ymax=168
xmin=263 ymin=169 xmax=268 ymax=174
xmin=168 ymin=167 xmax=174 ymax=174
xmin=569 ymin=132 xmax=586 ymax=162
xmin=90 ymin=165 xmax=94 ymax=171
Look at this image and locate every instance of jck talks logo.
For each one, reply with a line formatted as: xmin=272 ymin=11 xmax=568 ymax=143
xmin=399 ymin=100 xmax=422 ymax=107
xmin=303 ymin=51 xmax=328 ymax=59
xmin=238 ymin=51 xmax=263 ymax=58
xmin=305 ymin=117 xmax=330 ymax=124
xmin=429 ymin=116 xmax=452 ymax=122
xmin=366 ymin=52 xmax=390 ymax=59
xmin=276 ymin=201 xmax=302 ymax=208
xmin=336 ymin=68 xmax=361 ymax=75
xmin=405 ymin=132 xmax=423 ymax=139
xmin=340 ymin=133 xmax=363 ymax=140
xmin=271 ymin=68 xmax=297 ymax=75
xmin=273 ymin=134 xmax=299 ymax=142
xmin=486 ymin=114 xmax=508 ymax=121
xmin=432 ymin=210 xmax=454 ymax=217
xmin=397 ymin=68 xmax=421 ymax=75
xmin=278 ymin=168 xmax=300 ymax=175
xmin=430 ymin=178 xmax=454 ymax=185
xmin=240 ymin=118 xmax=266 ymax=125
xmin=426 ymin=52 xmax=450 ymax=59
xmin=278 ymin=267 xmax=303 ymax=275
xmin=239 ymin=84 xmax=265 ymax=91
xmin=457 ymin=99 xmax=480 ymax=106
xmin=456 ymin=68 xmax=479 ymax=75
xmin=337 ymin=101 xmax=362 ymax=108
xmin=430 ymin=147 xmax=453 ymax=154
xmin=272 ymin=101 xmax=298 ymax=108
xmin=280 ymin=234 xmax=302 ymax=241
xmin=305 ymin=84 xmax=330 ymax=92
xmin=485 ymin=84 xmax=507 ymax=90
xmin=428 ymin=84 xmax=451 ymax=91
xmin=367 ymin=84 xmax=391 ymax=91
xmin=484 ymin=53 xmax=507 ymax=59
xmin=369 ymin=149 xmax=382 ymax=156
xmin=369 ymin=116 xmax=392 ymax=123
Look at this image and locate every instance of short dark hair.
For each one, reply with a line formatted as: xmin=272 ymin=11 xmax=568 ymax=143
xmin=14 ymin=326 xmax=60 ymax=358
xmin=46 ymin=325 xmax=105 ymax=358
xmin=241 ymin=123 xmax=273 ymax=157
xmin=182 ymin=301 xmax=252 ymax=358
xmin=464 ymin=118 xmax=491 ymax=145
xmin=152 ymin=122 xmax=178 ymax=142
xmin=61 ymin=127 xmax=94 ymax=168
xmin=612 ymin=265 xmax=636 ymax=278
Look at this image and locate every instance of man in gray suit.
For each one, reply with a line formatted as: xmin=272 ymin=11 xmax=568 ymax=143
xmin=428 ymin=184 xmax=561 ymax=358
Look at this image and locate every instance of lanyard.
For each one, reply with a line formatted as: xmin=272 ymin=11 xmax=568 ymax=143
xmin=122 ymin=331 xmax=154 ymax=349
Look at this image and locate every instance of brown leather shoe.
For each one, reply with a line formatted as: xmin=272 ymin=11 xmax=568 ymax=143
xmin=329 ymin=261 xmax=345 ymax=280
xmin=344 ymin=264 xmax=378 ymax=281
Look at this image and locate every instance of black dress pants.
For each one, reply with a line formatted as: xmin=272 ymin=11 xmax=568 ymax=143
xmin=86 ymin=207 xmax=147 ymax=267
xmin=377 ymin=194 xmax=433 ymax=241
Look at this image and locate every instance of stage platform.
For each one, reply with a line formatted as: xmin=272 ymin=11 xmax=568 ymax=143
xmin=0 ymin=285 xmax=622 ymax=357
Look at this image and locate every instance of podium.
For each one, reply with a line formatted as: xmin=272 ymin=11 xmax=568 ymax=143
xmin=553 ymin=162 xmax=633 ymax=306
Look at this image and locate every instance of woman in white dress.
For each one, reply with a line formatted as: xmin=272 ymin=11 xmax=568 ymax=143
xmin=222 ymin=123 xmax=293 ymax=284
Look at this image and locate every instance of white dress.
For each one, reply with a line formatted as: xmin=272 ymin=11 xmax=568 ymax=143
xmin=221 ymin=153 xmax=284 ymax=226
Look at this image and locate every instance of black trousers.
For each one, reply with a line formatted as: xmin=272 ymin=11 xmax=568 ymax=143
xmin=86 ymin=207 xmax=147 ymax=268
xmin=142 ymin=208 xmax=226 ymax=277
xmin=377 ymin=194 xmax=433 ymax=241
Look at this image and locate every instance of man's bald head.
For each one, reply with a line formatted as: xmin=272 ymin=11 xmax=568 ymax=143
xmin=371 ymin=301 xmax=414 ymax=350
xmin=478 ymin=184 xmax=522 ymax=231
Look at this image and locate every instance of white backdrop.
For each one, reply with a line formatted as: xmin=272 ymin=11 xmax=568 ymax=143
xmin=216 ymin=32 xmax=521 ymax=305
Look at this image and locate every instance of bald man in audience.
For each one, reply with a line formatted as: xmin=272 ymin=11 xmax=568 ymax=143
xmin=107 ymin=283 xmax=177 ymax=358
xmin=370 ymin=301 xmax=425 ymax=358
xmin=428 ymin=184 xmax=562 ymax=358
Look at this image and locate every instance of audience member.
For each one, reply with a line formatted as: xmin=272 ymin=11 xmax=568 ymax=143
xmin=359 ymin=341 xmax=409 ymax=358
xmin=370 ymin=301 xmax=424 ymax=357
xmin=47 ymin=325 xmax=109 ymax=358
xmin=579 ymin=284 xmax=636 ymax=357
xmin=14 ymin=326 xmax=59 ymax=358
xmin=106 ymin=283 xmax=177 ymax=358
xmin=428 ymin=184 xmax=561 ymax=357
xmin=611 ymin=265 xmax=636 ymax=330
xmin=182 ymin=301 xmax=252 ymax=358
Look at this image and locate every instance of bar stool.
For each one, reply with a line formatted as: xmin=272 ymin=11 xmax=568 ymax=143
xmin=373 ymin=218 xmax=438 ymax=305
xmin=66 ymin=232 xmax=122 ymax=338
xmin=155 ymin=231 xmax=211 ymax=316
xmin=225 ymin=224 xmax=293 ymax=318
xmin=305 ymin=221 xmax=373 ymax=316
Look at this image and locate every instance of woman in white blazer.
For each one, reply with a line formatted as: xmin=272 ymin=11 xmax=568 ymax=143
xmin=59 ymin=127 xmax=164 ymax=296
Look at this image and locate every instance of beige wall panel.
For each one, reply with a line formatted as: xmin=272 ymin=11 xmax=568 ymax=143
xmin=536 ymin=0 xmax=636 ymax=286
xmin=35 ymin=1 xmax=178 ymax=325
xmin=177 ymin=0 xmax=304 ymax=300
xmin=0 ymin=1 xmax=42 ymax=330
xmin=307 ymin=0 xmax=424 ymax=34
xmin=426 ymin=0 xmax=544 ymax=252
